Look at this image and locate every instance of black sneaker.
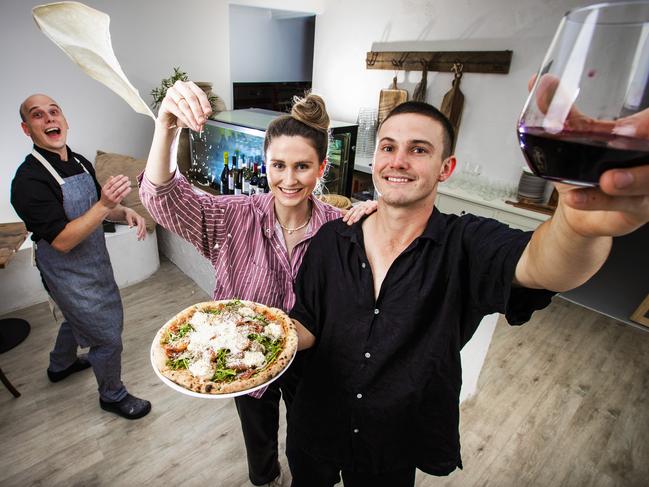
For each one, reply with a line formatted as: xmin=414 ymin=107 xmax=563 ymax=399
xmin=47 ymin=356 xmax=92 ymax=383
xmin=100 ymin=394 xmax=151 ymax=420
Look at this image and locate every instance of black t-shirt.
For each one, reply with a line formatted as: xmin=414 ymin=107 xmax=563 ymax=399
xmin=11 ymin=145 xmax=101 ymax=243
xmin=289 ymin=209 xmax=555 ymax=475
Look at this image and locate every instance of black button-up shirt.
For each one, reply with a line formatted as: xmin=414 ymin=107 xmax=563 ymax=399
xmin=11 ymin=145 xmax=101 ymax=243
xmin=289 ymin=209 xmax=555 ymax=475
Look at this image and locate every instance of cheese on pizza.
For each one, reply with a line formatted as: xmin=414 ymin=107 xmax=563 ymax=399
xmin=158 ymin=300 xmax=293 ymax=391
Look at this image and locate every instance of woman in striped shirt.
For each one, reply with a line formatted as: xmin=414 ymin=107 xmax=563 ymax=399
xmin=140 ymin=81 xmax=374 ymax=487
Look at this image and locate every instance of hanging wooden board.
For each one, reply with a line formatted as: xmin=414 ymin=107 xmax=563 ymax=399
xmin=378 ymin=76 xmax=408 ymax=123
xmin=366 ymin=50 xmax=512 ymax=74
xmin=440 ymin=77 xmax=464 ymax=151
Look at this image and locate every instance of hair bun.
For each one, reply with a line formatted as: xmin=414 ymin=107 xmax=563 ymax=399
xmin=291 ymin=93 xmax=329 ymax=133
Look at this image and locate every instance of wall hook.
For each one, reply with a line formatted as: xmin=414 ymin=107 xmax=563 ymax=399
xmin=367 ymin=51 xmax=379 ymax=67
xmin=391 ymin=51 xmax=410 ymax=68
xmin=452 ymin=62 xmax=464 ymax=81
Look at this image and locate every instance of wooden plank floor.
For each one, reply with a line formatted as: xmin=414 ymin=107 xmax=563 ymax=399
xmin=1 ymin=259 xmax=648 ymax=486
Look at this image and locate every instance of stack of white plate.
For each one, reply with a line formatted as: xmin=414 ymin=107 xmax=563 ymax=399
xmin=517 ymin=169 xmax=547 ymax=203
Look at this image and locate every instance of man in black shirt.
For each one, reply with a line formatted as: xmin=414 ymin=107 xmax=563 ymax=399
xmin=287 ymin=101 xmax=649 ymax=486
xmin=11 ymin=93 xmax=151 ymax=419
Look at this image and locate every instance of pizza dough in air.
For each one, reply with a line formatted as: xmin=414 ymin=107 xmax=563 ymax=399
xmin=32 ymin=1 xmax=155 ymax=119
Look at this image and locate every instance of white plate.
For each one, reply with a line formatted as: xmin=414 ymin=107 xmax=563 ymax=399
xmin=150 ymin=328 xmax=297 ymax=399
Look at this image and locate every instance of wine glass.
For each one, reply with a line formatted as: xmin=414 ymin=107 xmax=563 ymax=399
xmin=518 ymin=1 xmax=649 ymax=187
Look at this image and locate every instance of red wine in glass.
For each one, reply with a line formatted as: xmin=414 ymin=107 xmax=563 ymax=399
xmin=518 ymin=2 xmax=649 ymax=186
xmin=518 ymin=127 xmax=649 ymax=186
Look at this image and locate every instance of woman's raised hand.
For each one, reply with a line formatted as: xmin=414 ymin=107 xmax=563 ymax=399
xmin=157 ymin=80 xmax=213 ymax=132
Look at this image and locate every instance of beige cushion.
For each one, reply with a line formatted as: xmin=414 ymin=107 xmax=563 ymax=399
xmin=94 ymin=150 xmax=156 ymax=232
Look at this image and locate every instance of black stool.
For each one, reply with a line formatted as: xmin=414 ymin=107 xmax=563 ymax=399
xmin=0 ymin=318 xmax=30 ymax=397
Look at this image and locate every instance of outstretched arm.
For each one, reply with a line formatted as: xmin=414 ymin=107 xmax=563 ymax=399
xmin=140 ymin=81 xmax=233 ymax=259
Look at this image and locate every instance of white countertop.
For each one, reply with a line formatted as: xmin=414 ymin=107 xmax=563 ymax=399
xmin=436 ymin=185 xmax=551 ymax=222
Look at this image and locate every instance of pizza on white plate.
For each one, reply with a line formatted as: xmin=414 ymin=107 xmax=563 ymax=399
xmin=151 ymin=299 xmax=298 ymax=395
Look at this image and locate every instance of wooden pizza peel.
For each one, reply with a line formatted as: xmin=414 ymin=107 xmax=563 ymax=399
xmin=378 ymin=75 xmax=408 ymax=123
xmin=440 ymin=63 xmax=465 ymax=153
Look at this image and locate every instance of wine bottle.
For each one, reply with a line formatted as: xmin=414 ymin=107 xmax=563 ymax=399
xmin=220 ymin=152 xmax=230 ymax=195
xmin=257 ymin=163 xmax=269 ymax=194
xmin=249 ymin=163 xmax=259 ymax=195
xmin=235 ymin=156 xmax=244 ymax=195
xmin=242 ymin=155 xmax=251 ymax=195
xmin=229 ymin=154 xmax=238 ymax=194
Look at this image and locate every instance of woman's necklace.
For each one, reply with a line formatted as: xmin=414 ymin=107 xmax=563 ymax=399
xmin=276 ymin=211 xmax=312 ymax=235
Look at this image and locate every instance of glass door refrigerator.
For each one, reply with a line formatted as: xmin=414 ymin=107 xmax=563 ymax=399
xmin=185 ymin=108 xmax=357 ymax=197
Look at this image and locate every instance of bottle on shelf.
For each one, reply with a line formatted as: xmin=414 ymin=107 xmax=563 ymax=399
xmin=242 ymin=154 xmax=251 ymax=195
xmin=220 ymin=152 xmax=230 ymax=195
xmin=234 ymin=155 xmax=243 ymax=195
xmin=249 ymin=162 xmax=259 ymax=195
xmin=229 ymin=154 xmax=238 ymax=195
xmin=257 ymin=163 xmax=269 ymax=194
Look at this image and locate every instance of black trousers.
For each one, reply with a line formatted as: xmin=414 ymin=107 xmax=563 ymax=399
xmin=286 ymin=441 xmax=416 ymax=487
xmin=234 ymin=356 xmax=302 ymax=485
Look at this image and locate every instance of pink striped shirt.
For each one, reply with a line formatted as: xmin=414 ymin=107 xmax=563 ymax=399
xmin=138 ymin=170 xmax=341 ymax=397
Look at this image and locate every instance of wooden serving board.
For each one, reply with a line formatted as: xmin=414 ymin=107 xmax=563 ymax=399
xmin=440 ymin=79 xmax=464 ymax=152
xmin=378 ymin=76 xmax=408 ymax=123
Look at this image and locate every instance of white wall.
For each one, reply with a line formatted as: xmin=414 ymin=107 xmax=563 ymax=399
xmin=1 ymin=0 xmax=231 ymax=223
xmin=230 ymin=5 xmax=314 ymax=82
xmin=311 ymin=0 xmax=591 ymax=184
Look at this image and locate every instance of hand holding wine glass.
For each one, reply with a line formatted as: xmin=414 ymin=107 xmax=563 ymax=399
xmin=519 ymin=2 xmax=649 ymax=238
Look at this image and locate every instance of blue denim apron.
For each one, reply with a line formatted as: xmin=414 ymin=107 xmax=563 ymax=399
xmin=31 ymin=149 xmax=127 ymax=402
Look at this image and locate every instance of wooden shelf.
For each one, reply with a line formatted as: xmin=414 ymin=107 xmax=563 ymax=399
xmin=505 ymin=199 xmax=556 ymax=216
xmin=365 ymin=50 xmax=512 ymax=74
